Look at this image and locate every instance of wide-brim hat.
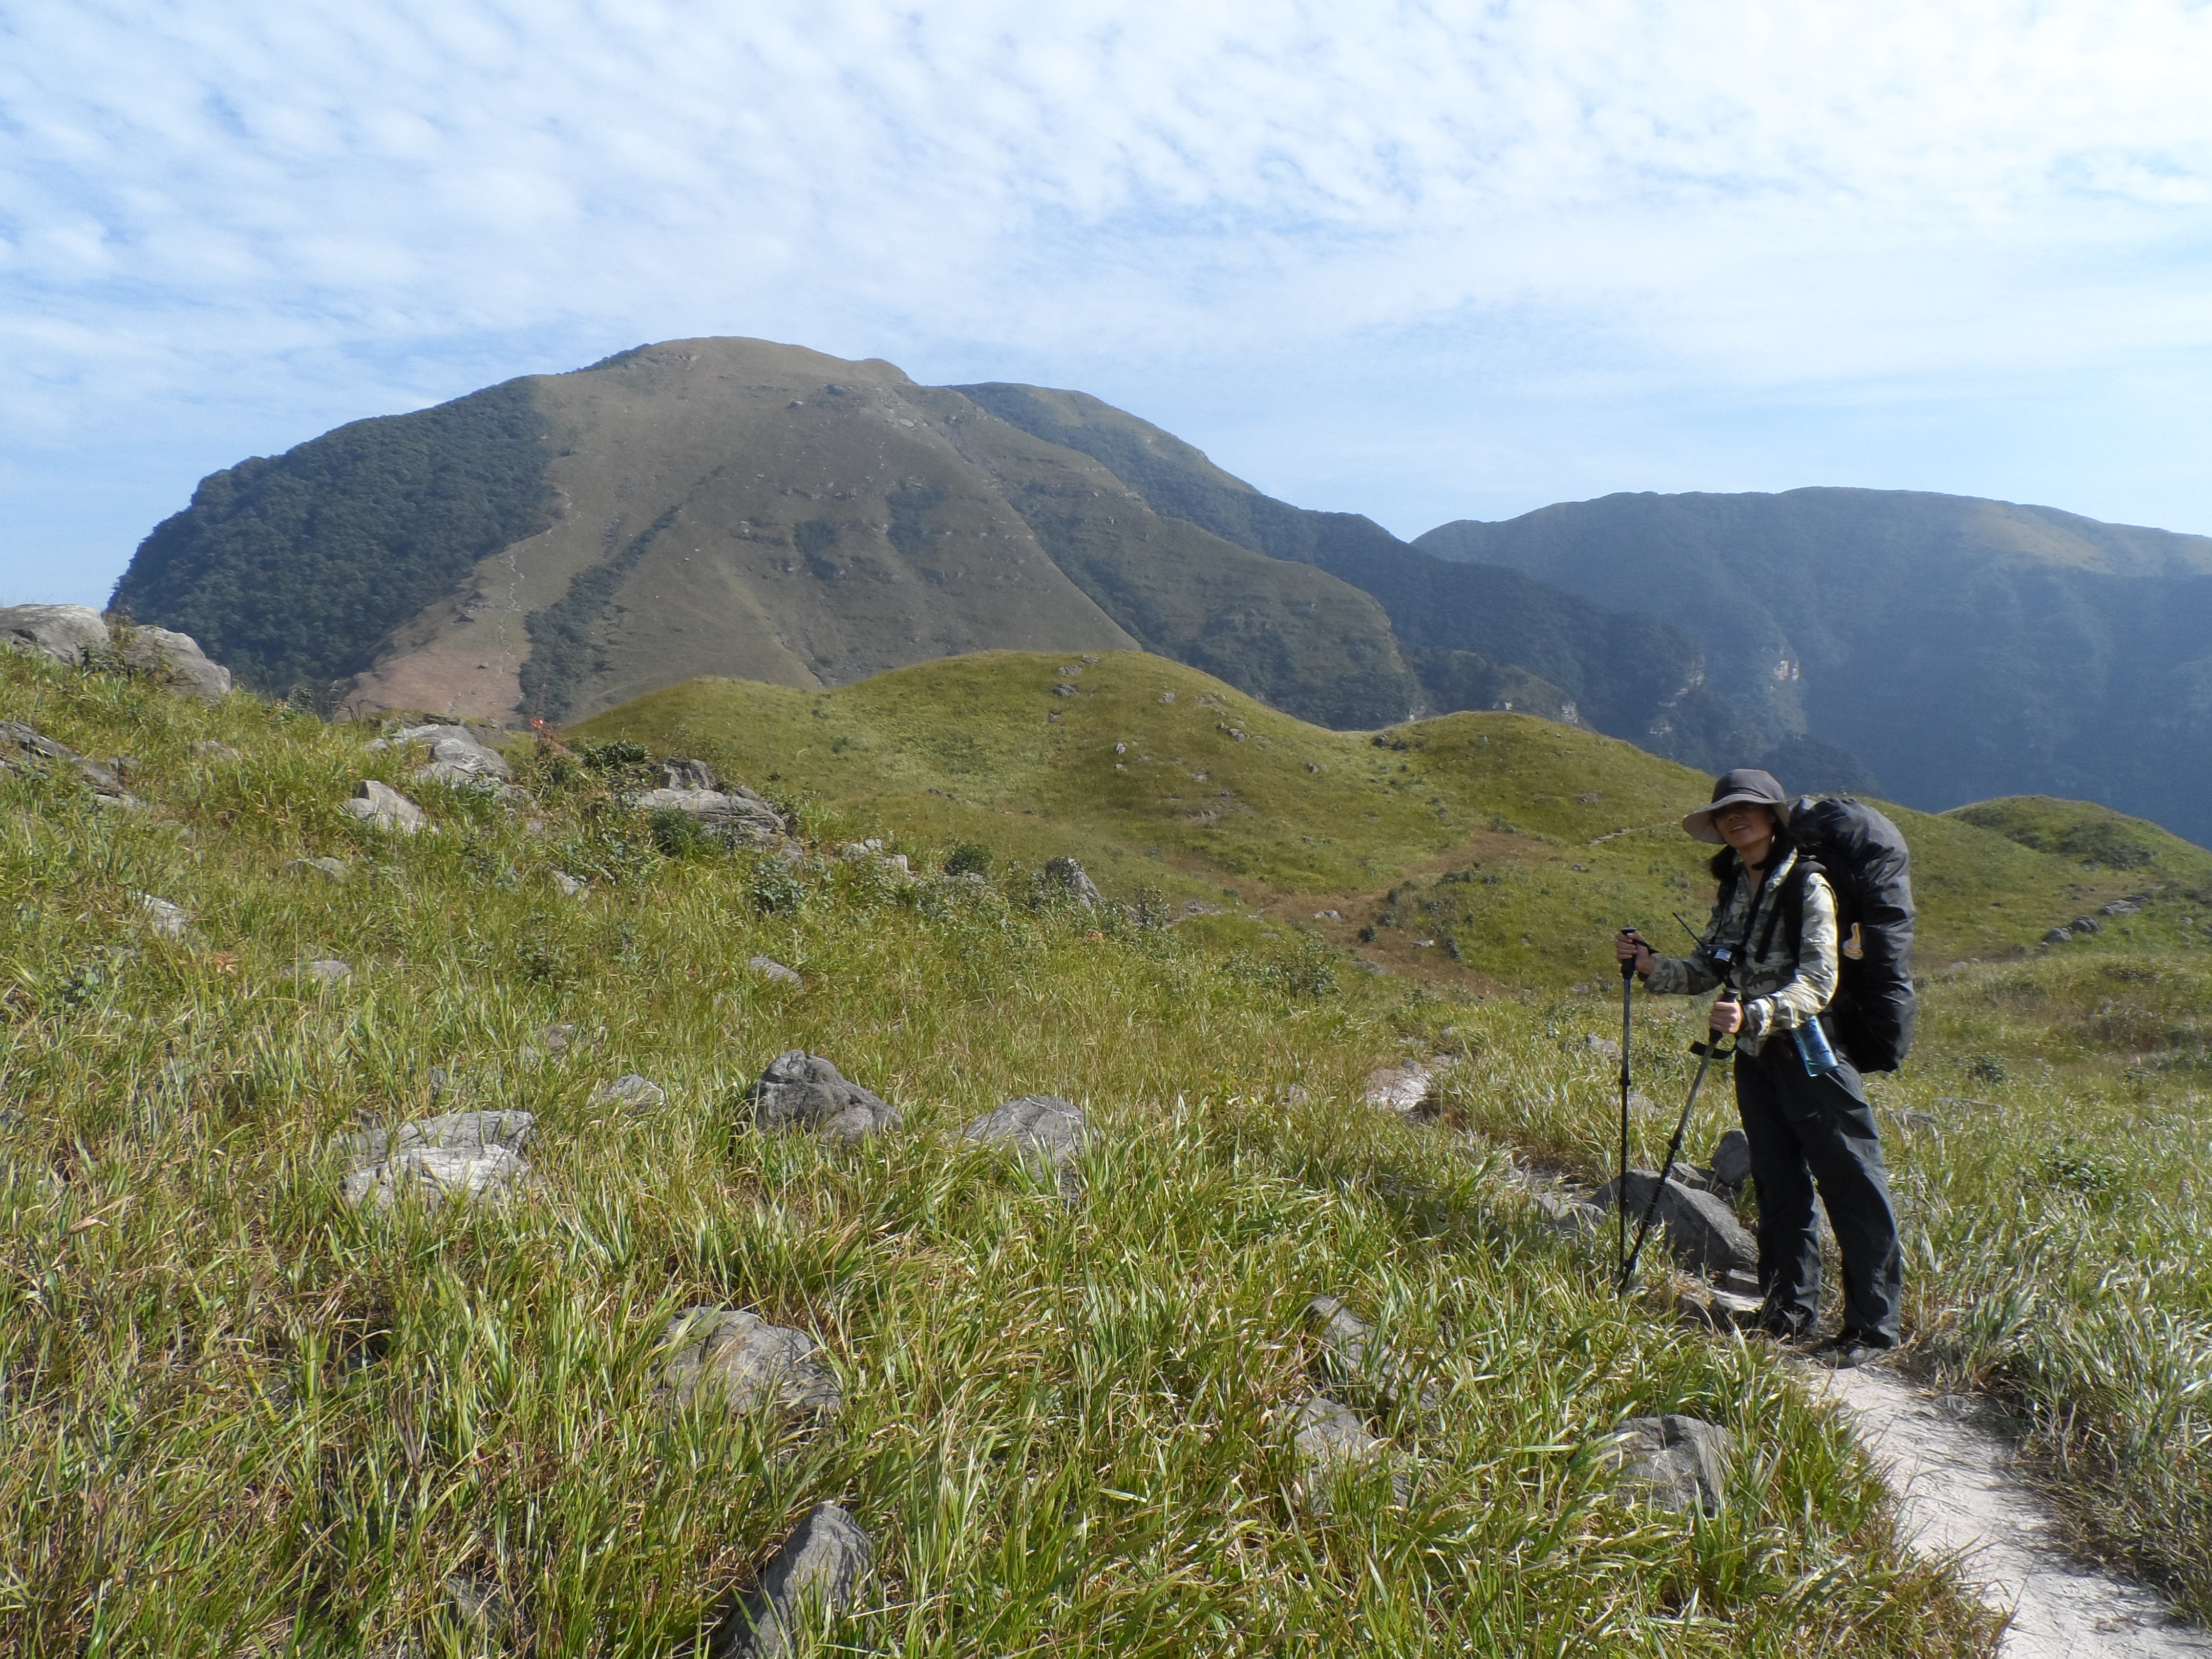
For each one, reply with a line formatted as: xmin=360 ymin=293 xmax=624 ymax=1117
xmin=1682 ymin=768 xmax=1789 ymax=844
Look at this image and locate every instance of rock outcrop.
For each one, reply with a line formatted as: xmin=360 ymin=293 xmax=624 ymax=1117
xmin=0 ymin=606 xmax=231 ymax=700
xmin=963 ymin=1095 xmax=1088 ymax=1188
xmin=341 ymin=779 xmax=428 ymax=834
xmin=339 ymin=1110 xmax=535 ymax=1211
xmin=2 ymin=720 xmax=140 ymax=807
xmin=747 ymin=1052 xmax=900 ymax=1144
xmin=713 ymin=1502 xmax=873 ymax=1659
xmin=1593 ymin=1169 xmax=1757 ymax=1277
xmin=1600 ymin=1414 xmax=1733 ymax=1513
xmin=657 ymin=1307 xmax=843 ymax=1418
xmin=636 ymin=783 xmax=786 ymax=845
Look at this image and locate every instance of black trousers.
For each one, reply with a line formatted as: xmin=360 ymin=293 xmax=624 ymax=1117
xmin=1734 ymin=1036 xmax=1903 ymax=1344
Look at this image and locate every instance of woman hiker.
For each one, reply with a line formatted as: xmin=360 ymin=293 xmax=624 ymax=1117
xmin=1613 ymin=767 xmax=1903 ymax=1369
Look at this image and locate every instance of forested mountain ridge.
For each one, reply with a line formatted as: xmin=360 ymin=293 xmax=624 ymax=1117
xmin=1418 ymin=490 xmax=2212 ymax=844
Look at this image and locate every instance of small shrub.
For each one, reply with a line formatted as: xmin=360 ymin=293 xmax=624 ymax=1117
xmin=1965 ymin=1051 xmax=2010 ymax=1085
xmin=648 ymin=807 xmax=716 ymax=859
xmin=2036 ymin=1144 xmax=2127 ymax=1196
xmin=944 ymin=842 xmax=993 ymax=878
xmin=751 ymin=858 xmax=808 ymax=916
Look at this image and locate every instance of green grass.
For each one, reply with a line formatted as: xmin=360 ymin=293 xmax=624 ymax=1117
xmin=575 ymin=650 xmax=2173 ymax=986
xmin=0 ymin=649 xmax=2000 ymax=1655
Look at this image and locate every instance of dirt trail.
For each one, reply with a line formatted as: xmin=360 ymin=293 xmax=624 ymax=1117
xmin=1809 ymin=1362 xmax=2212 ymax=1657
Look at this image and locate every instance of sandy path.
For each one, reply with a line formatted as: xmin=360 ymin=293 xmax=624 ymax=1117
xmin=1809 ymin=1362 xmax=2212 ymax=1657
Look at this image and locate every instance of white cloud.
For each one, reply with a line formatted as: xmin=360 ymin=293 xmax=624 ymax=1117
xmin=3 ymin=0 xmax=2210 ymax=600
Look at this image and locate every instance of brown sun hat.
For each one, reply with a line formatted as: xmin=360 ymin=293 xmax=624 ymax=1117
xmin=1681 ymin=768 xmax=1789 ymax=844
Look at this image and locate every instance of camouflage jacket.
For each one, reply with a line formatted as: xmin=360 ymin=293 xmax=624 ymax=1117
xmin=1640 ymin=846 xmax=1840 ymax=1056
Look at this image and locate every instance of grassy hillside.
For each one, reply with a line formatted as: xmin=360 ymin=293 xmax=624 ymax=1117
xmin=1417 ymin=488 xmax=2212 ymax=846
xmin=2 ymin=642 xmax=2008 ymax=1654
xmin=574 ymin=651 xmax=2174 ymax=987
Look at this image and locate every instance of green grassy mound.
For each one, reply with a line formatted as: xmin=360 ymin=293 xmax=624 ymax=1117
xmin=0 ymin=648 xmax=2004 ymax=1654
xmin=575 ymin=650 xmax=2174 ymax=983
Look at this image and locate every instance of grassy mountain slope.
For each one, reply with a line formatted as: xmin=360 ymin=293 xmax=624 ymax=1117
xmin=572 ymin=651 xmax=2170 ymax=988
xmin=957 ymin=384 xmax=1727 ymax=750
xmin=1416 ymin=489 xmax=2212 ymax=845
xmin=109 ymin=339 xmax=1427 ymax=734
xmin=5 ymin=635 xmax=2008 ymax=1654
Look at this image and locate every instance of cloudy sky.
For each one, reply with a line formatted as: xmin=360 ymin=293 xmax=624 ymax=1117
xmin=5 ymin=0 xmax=2210 ymax=604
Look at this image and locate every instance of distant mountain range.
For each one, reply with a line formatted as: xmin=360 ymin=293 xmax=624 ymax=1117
xmin=110 ymin=336 xmax=2212 ymax=843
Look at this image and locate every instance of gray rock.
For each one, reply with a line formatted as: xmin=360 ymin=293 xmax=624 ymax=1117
xmin=1600 ymin=1414 xmax=1733 ymax=1513
xmin=0 ymin=603 xmax=111 ymax=666
xmin=964 ymin=1095 xmax=1088 ymax=1185
xmin=341 ymin=1143 xmax=528 ymax=1211
xmin=2069 ymin=914 xmax=2103 ymax=935
xmin=1044 ymin=855 xmax=1101 ymax=907
xmin=300 ymin=958 xmax=352 ymax=986
xmin=118 ymin=625 xmax=232 ymax=701
xmin=750 ymin=955 xmax=803 ymax=987
xmin=342 ymin=1109 xmax=536 ymax=1168
xmin=714 ymin=1502 xmax=873 ymax=1659
xmin=748 ymin=1051 xmax=900 ymax=1144
xmin=1306 ymin=1295 xmax=1436 ymax=1412
xmin=1593 ymin=1169 xmax=1757 ymax=1277
xmin=138 ymin=894 xmax=189 ymax=938
xmin=635 ymin=784 xmax=785 ymax=845
xmin=381 ymin=721 xmax=512 ymax=785
xmin=838 ymin=839 xmax=912 ymax=877
xmin=657 ymin=1306 xmax=842 ymax=1417
xmin=1361 ymin=1060 xmax=1436 ymax=1118
xmin=1577 ymin=1034 xmax=1622 ymax=1060
xmin=1533 ymin=1189 xmax=1606 ymax=1236
xmin=591 ymin=1074 xmax=666 ymax=1113
xmin=549 ymin=869 xmax=588 ymax=898
xmin=1 ymin=719 xmax=137 ymax=804
xmin=342 ymin=779 xmax=427 ymax=833
xmin=2041 ymin=927 xmax=2072 ymax=945
xmin=1290 ymin=1394 xmax=1406 ymax=1512
xmin=283 ymin=856 xmax=349 ymax=882
xmin=1710 ymin=1128 xmax=1752 ymax=1189
xmin=659 ymin=757 xmax=717 ymax=791
xmin=193 ymin=739 xmax=243 ymax=761
xmin=2099 ymin=899 xmax=2142 ymax=917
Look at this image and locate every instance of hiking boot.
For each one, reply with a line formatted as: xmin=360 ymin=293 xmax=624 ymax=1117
xmin=1810 ymin=1331 xmax=1895 ymax=1370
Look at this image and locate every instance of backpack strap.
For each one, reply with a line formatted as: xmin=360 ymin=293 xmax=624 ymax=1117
xmin=1759 ymin=855 xmax=1820 ymax=968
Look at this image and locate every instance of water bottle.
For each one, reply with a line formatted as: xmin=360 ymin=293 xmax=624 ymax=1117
xmin=1793 ymin=1014 xmax=1840 ymax=1077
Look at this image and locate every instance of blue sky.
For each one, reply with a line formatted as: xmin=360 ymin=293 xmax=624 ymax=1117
xmin=5 ymin=0 xmax=2210 ymax=605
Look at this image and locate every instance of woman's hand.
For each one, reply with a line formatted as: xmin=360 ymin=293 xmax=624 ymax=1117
xmin=1709 ymin=993 xmax=1744 ymax=1035
xmin=1613 ymin=930 xmax=1653 ymax=975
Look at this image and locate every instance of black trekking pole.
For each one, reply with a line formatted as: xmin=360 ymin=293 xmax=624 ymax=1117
xmin=1618 ymin=994 xmax=1736 ymax=1295
xmin=1616 ymin=937 xmax=1637 ymax=1292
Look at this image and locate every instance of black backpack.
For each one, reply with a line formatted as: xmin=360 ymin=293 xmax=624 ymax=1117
xmin=1717 ymin=796 xmax=1918 ymax=1072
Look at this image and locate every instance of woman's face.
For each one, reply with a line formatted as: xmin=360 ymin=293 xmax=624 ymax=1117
xmin=1713 ymin=801 xmax=1777 ymax=856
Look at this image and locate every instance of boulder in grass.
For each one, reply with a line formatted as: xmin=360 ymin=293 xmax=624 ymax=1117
xmin=0 ymin=603 xmax=111 ymax=666
xmin=750 ymin=955 xmax=803 ymax=987
xmin=282 ymin=856 xmax=349 ymax=883
xmin=373 ymin=721 xmax=513 ymax=786
xmin=1290 ymin=1395 xmax=1408 ymax=1513
xmin=1710 ymin=1128 xmax=1752 ymax=1190
xmin=342 ymin=1143 xmax=528 ymax=1211
xmin=342 ymin=1109 xmax=536 ymax=1168
xmin=1306 ymin=1295 xmax=1437 ymax=1413
xmin=1362 ymin=1060 xmax=1435 ymax=1119
xmin=963 ymin=1095 xmax=1088 ymax=1188
xmin=342 ymin=779 xmax=427 ymax=834
xmin=138 ymin=894 xmax=189 ymax=938
xmin=300 ymin=958 xmax=352 ymax=987
xmin=1600 ymin=1414 xmax=1733 ymax=1513
xmin=657 ymin=1306 xmax=842 ymax=1418
xmin=1 ymin=720 xmax=138 ymax=806
xmin=747 ymin=1051 xmax=900 ymax=1144
xmin=590 ymin=1074 xmax=665 ymax=1113
xmin=1044 ymin=855 xmax=1101 ymax=908
xmin=117 ymin=625 xmax=232 ymax=701
xmin=1593 ymin=1169 xmax=1757 ymax=1277
xmin=713 ymin=1502 xmax=873 ymax=1659
xmin=635 ymin=783 xmax=786 ymax=846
